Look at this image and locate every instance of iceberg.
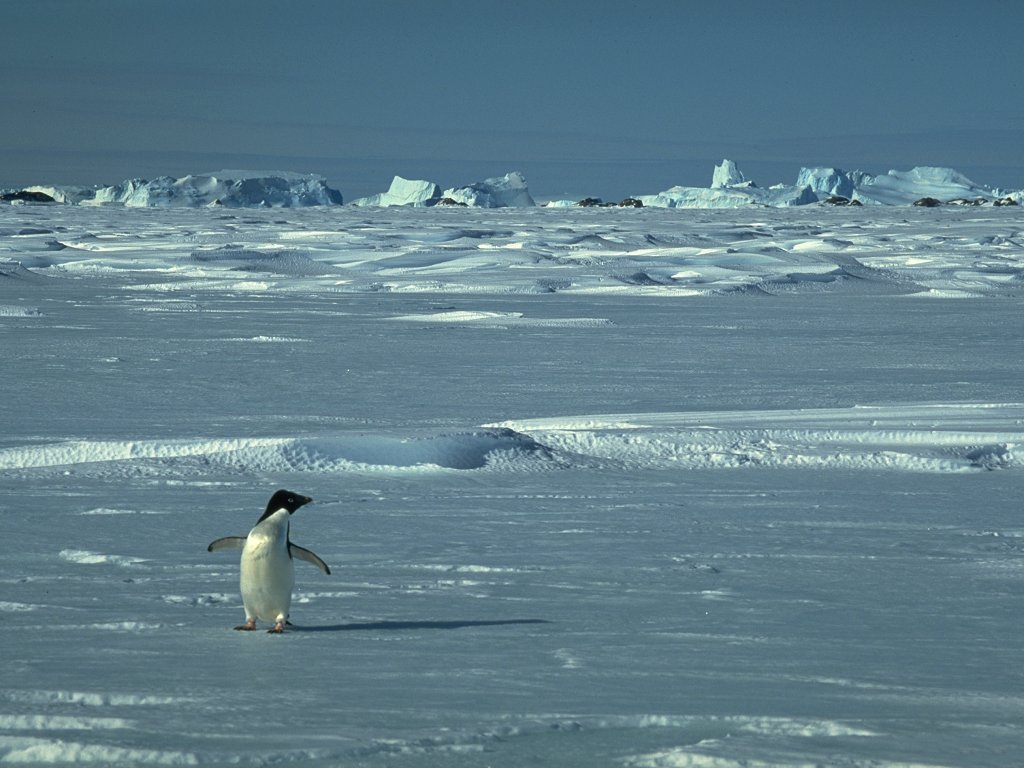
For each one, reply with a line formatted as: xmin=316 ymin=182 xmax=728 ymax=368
xmin=796 ymin=165 xmax=1009 ymax=206
xmin=349 ymin=176 xmax=442 ymax=207
xmin=796 ymin=167 xmax=870 ymax=200
xmin=639 ymin=184 xmax=816 ymax=209
xmin=638 ymin=161 xmax=1019 ymax=209
xmin=442 ymin=171 xmax=536 ymax=208
xmin=852 ymin=166 xmax=995 ymax=206
xmin=21 ymin=184 xmax=98 ymax=205
xmin=79 ymin=171 xmax=343 ymax=208
xmin=6 ymin=160 xmax=1020 ymax=210
xmin=640 ymin=160 xmax=815 ymax=209
xmin=711 ymin=158 xmax=749 ymax=188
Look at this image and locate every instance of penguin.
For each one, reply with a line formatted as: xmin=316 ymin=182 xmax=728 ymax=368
xmin=208 ymin=489 xmax=330 ymax=633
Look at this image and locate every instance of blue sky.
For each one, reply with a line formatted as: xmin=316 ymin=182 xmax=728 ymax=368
xmin=3 ymin=0 xmax=1022 ymax=199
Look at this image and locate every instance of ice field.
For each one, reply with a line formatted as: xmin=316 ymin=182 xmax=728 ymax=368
xmin=1 ymin=202 xmax=1023 ymax=766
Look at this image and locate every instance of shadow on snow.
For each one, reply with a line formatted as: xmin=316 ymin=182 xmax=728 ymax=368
xmin=290 ymin=618 xmax=550 ymax=633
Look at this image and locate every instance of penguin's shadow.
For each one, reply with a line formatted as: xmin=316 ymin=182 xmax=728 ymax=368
xmin=290 ymin=618 xmax=550 ymax=633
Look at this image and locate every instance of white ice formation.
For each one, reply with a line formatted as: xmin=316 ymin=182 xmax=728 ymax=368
xmin=5 ymin=161 xmax=1022 ymax=210
xmin=349 ymin=176 xmax=442 ymax=207
xmin=711 ymin=158 xmax=749 ymax=188
xmin=442 ymin=171 xmax=536 ymax=208
xmin=637 ymin=160 xmax=1021 ymax=209
xmin=26 ymin=171 xmax=343 ymax=208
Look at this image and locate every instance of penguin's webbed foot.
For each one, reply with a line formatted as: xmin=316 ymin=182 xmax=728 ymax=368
xmin=268 ymin=621 xmax=286 ymax=634
xmin=234 ymin=619 xmax=257 ymax=631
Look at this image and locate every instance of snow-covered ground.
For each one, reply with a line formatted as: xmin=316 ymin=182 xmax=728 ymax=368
xmin=1 ymin=203 xmax=1022 ymax=766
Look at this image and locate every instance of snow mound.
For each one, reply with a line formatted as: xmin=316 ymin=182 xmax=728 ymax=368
xmin=189 ymin=248 xmax=336 ymax=276
xmin=0 ymin=430 xmax=554 ymax=475
xmin=4 ymin=408 xmax=1019 ymax=478
xmin=388 ymin=310 xmax=612 ymax=327
xmin=350 ymin=176 xmax=442 ymax=207
xmin=443 ymin=172 xmax=536 ymax=208
xmin=0 ymin=304 xmax=42 ymax=317
xmin=59 ymin=550 xmax=149 ymax=567
xmin=279 ymin=430 xmax=553 ymax=471
xmin=0 ymin=262 xmax=50 ymax=283
xmin=489 ymin=404 xmax=1024 ymax=473
xmin=83 ymin=171 xmax=342 ymax=208
xmin=0 ymin=738 xmax=198 ymax=765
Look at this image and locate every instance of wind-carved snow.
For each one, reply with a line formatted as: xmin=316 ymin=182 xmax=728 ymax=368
xmin=487 ymin=403 xmax=1023 ymax=473
xmin=2 ymin=202 xmax=1022 ymax=767
xmin=0 ymin=304 xmax=42 ymax=316
xmin=58 ymin=550 xmax=149 ymax=567
xmin=1 ymin=406 xmax=1018 ymax=478
xmin=0 ymin=430 xmax=554 ymax=475
xmin=8 ymin=204 xmax=1023 ymax=297
xmin=388 ymin=310 xmax=612 ymax=327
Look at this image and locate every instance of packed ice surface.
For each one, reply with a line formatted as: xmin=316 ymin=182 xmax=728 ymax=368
xmin=1 ymin=203 xmax=1022 ymax=766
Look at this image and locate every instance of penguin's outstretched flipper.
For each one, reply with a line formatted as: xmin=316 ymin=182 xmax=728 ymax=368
xmin=289 ymin=543 xmax=331 ymax=575
xmin=207 ymin=536 xmax=247 ymax=552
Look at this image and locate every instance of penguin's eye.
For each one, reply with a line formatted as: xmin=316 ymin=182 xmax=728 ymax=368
xmin=287 ymin=497 xmax=295 ymax=504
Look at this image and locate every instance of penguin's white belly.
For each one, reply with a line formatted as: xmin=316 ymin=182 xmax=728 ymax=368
xmin=239 ymin=533 xmax=294 ymax=622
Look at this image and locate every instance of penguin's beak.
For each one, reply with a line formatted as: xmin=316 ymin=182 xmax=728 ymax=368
xmin=299 ymin=494 xmax=313 ymax=507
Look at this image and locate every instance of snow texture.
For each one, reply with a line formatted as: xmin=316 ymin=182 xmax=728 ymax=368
xmin=2 ymin=201 xmax=1023 ymax=766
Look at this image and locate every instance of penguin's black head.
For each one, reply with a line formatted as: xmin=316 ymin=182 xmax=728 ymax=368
xmin=259 ymin=489 xmax=313 ymax=522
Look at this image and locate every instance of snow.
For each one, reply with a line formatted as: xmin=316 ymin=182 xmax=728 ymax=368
xmin=2 ymin=201 xmax=1023 ymax=766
